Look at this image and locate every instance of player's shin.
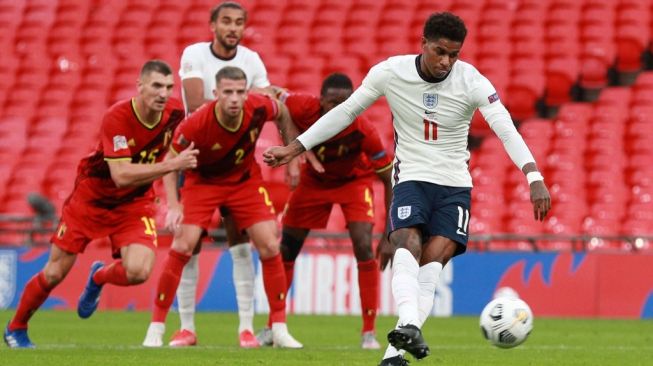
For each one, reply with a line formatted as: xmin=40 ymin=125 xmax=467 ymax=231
xmin=230 ymin=242 xmax=255 ymax=333
xmin=417 ymin=262 xmax=442 ymax=327
xmin=9 ymin=272 xmax=54 ymax=330
xmin=391 ymin=248 xmax=420 ymax=327
xmin=177 ymin=254 xmax=199 ymax=332
xmin=357 ymin=259 xmax=379 ymax=333
xmin=260 ymin=253 xmax=287 ymax=324
xmin=152 ymin=249 xmax=191 ymax=323
xmin=284 ymin=261 xmax=295 ymax=291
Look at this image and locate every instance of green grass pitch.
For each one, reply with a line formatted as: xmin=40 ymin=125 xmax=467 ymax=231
xmin=2 ymin=311 xmax=653 ymax=365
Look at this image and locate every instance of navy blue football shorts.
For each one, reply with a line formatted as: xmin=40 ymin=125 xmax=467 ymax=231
xmin=388 ymin=181 xmax=471 ymax=256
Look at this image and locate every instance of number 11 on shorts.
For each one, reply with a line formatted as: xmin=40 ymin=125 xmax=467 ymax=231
xmin=456 ymin=206 xmax=469 ymax=236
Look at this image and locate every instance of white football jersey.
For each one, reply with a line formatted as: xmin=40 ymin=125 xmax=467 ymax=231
xmin=298 ymin=55 xmax=534 ymax=188
xmin=179 ymin=42 xmax=270 ymax=101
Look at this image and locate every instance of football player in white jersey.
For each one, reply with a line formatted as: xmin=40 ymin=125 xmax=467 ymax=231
xmin=263 ymin=12 xmax=551 ymax=365
xmin=168 ymin=1 xmax=276 ymax=349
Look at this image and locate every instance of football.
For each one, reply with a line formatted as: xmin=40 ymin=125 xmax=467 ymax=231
xmin=479 ymin=297 xmax=533 ymax=349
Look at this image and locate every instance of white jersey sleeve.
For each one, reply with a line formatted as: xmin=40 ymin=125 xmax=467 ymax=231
xmin=474 ymin=76 xmax=535 ymax=170
xmin=249 ymin=52 xmax=271 ymax=89
xmin=297 ymin=62 xmax=389 ymax=150
xmin=179 ymin=45 xmax=204 ymax=80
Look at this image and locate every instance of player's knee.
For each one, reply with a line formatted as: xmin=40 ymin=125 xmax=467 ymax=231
xmin=352 ymin=243 xmax=374 ymax=262
xmin=126 ymin=265 xmax=151 ymax=284
xmin=123 ymin=258 xmax=153 ymax=284
xmin=280 ymin=231 xmax=305 ymax=262
xmin=256 ymin=241 xmax=279 ymax=260
xmin=43 ymin=266 xmax=66 ymax=286
xmin=390 ymin=229 xmax=421 ymax=257
xmin=351 ymin=232 xmax=373 ymax=261
xmin=171 ymin=237 xmax=196 ymax=256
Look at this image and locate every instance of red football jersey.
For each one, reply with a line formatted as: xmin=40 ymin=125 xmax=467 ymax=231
xmin=171 ymin=93 xmax=279 ymax=184
xmin=284 ymin=93 xmax=392 ymax=185
xmin=73 ymin=98 xmax=185 ymax=208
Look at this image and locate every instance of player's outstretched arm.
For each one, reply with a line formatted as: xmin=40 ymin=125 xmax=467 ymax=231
xmin=521 ymin=162 xmax=551 ymax=221
xmin=108 ymin=142 xmax=199 ymax=188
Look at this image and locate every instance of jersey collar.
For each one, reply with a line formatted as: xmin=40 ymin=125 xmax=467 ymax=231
xmin=131 ymin=98 xmax=162 ymax=129
xmin=214 ymin=102 xmax=243 ymax=132
xmin=210 ymin=42 xmax=237 ymax=61
xmin=415 ymin=55 xmax=450 ymax=83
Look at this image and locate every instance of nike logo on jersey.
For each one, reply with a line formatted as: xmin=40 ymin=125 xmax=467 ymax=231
xmin=424 ymin=110 xmax=436 ymax=115
xmin=456 ymin=228 xmax=467 ymax=236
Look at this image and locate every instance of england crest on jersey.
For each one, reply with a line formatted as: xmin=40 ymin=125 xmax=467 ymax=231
xmin=397 ymin=206 xmax=412 ymax=220
xmin=423 ymin=93 xmax=438 ymax=109
xmin=0 ymin=250 xmax=17 ymax=309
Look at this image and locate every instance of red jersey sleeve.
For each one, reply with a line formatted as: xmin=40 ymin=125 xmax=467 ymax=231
xmin=101 ymin=107 xmax=132 ymax=161
xmin=358 ymin=117 xmax=393 ymax=172
xmin=283 ymin=93 xmax=321 ymax=131
xmin=250 ymin=92 xmax=280 ymax=121
xmin=170 ymin=117 xmax=194 ymax=155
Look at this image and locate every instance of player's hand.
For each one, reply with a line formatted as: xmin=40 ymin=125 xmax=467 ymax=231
xmin=303 ymin=150 xmax=325 ymax=173
xmin=173 ymin=142 xmax=199 ymax=170
xmin=376 ymin=235 xmax=395 ymax=271
xmin=263 ymin=140 xmax=305 ymax=167
xmin=165 ymin=204 xmax=184 ymax=236
xmin=530 ymin=180 xmax=551 ymax=221
xmin=285 ymin=157 xmax=301 ymax=189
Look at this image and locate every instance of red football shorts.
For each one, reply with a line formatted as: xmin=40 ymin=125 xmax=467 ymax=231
xmin=51 ymin=194 xmax=158 ymax=258
xmin=283 ymin=178 xmax=375 ymax=229
xmin=180 ymin=175 xmax=276 ymax=231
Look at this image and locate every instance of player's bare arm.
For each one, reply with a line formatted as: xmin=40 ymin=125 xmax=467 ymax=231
xmin=272 ymin=100 xmax=303 ymax=187
xmin=521 ymin=162 xmax=551 ymax=221
xmin=375 ymin=167 xmax=395 ymax=270
xmin=251 ymin=86 xmax=280 ymax=99
xmin=182 ymin=78 xmax=212 ymax=113
xmin=108 ymin=142 xmax=198 ymax=188
xmin=162 ymin=152 xmax=184 ymax=235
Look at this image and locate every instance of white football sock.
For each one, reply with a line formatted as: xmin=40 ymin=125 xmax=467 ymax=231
xmin=177 ymin=254 xmax=199 ymax=332
xmin=383 ymin=259 xmax=441 ymax=361
xmin=230 ymin=242 xmax=255 ymax=333
xmin=382 ymin=334 xmax=404 ymax=359
xmin=417 ymin=262 xmax=442 ymax=327
xmin=391 ymin=248 xmax=420 ymax=327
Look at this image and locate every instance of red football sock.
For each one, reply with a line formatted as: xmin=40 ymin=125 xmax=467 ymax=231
xmin=9 ymin=272 xmax=55 ymax=331
xmin=284 ymin=261 xmax=295 ymax=292
xmin=152 ymin=249 xmax=190 ymax=323
xmin=93 ymin=260 xmax=130 ymax=286
xmin=358 ymin=259 xmax=379 ymax=333
xmin=265 ymin=260 xmax=295 ymax=328
xmin=262 ymin=253 xmax=287 ymax=325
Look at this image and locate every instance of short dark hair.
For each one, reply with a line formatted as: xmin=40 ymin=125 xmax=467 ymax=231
xmin=210 ymin=1 xmax=247 ymax=23
xmin=320 ymin=73 xmax=353 ymax=96
xmin=423 ymin=12 xmax=467 ymax=43
xmin=140 ymin=60 xmax=172 ymax=77
xmin=215 ymin=66 xmax=247 ymax=85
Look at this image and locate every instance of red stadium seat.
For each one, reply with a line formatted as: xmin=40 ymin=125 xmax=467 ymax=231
xmin=595 ymin=87 xmax=632 ymax=108
xmin=285 ymin=71 xmax=321 ymax=94
xmin=505 ymin=71 xmax=545 ymax=121
xmin=345 ymin=7 xmax=379 ymax=28
xmin=545 ymin=23 xmax=578 ymax=44
xmin=309 ymin=25 xmax=344 ymax=57
xmin=545 ymin=57 xmax=579 ymax=106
